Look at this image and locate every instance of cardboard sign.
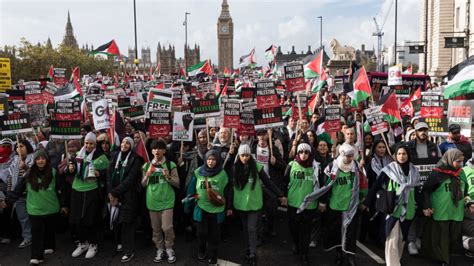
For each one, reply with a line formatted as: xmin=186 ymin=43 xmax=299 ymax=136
xmin=50 ymin=120 xmax=82 ymax=140
xmin=122 ymin=105 xmax=145 ymax=120
xmin=54 ymin=100 xmax=81 ymax=121
xmin=240 ymin=87 xmax=255 ymax=102
xmin=147 ymin=111 xmax=171 ymax=139
xmin=419 ymin=117 xmax=448 ymax=137
xmin=240 ymin=103 xmax=256 ymax=136
xmin=256 ymin=81 xmax=279 ymax=108
xmin=388 ymin=65 xmax=402 ymax=86
xmin=191 ymin=98 xmax=220 ymax=118
xmin=364 ymin=106 xmax=389 ymax=135
xmin=92 ymin=99 xmax=110 ymax=131
xmin=0 ymin=113 xmax=32 ymax=135
xmin=43 ymin=84 xmax=57 ymax=105
xmin=284 ymin=63 xmax=305 ymax=92
xmin=0 ymin=58 xmax=12 ymax=92
xmin=324 ymin=105 xmax=342 ymax=133
xmin=253 ymin=106 xmax=283 ymax=130
xmin=223 ymin=100 xmax=241 ymax=129
xmin=421 ymin=92 xmax=444 ymax=118
xmin=118 ymin=96 xmax=131 ymax=109
xmin=171 ymin=87 xmax=183 ymax=108
xmin=291 ymin=92 xmax=308 ymax=119
xmin=53 ymin=68 xmax=67 ymax=86
xmin=172 ymin=112 xmax=194 ymax=141
xmin=147 ymin=89 xmax=172 ymax=112
xmin=0 ymin=96 xmax=8 ymax=117
xmin=447 ymin=100 xmax=474 ymax=138
xmin=25 ymin=88 xmax=44 ymax=105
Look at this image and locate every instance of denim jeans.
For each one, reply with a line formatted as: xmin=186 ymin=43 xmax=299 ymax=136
xmin=15 ymin=198 xmax=32 ymax=241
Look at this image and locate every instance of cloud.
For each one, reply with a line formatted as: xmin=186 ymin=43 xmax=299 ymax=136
xmin=278 ymin=16 xmax=309 ymax=40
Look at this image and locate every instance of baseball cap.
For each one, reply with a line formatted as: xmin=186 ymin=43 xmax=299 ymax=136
xmin=414 ymin=122 xmax=429 ymax=131
xmin=449 ymin=124 xmax=461 ymax=133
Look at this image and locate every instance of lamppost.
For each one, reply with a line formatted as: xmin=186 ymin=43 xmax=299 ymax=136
xmin=394 ymin=0 xmax=398 ymax=65
xmin=133 ymin=0 xmax=139 ymax=67
xmin=318 ymin=16 xmax=323 ymax=50
xmin=183 ymin=12 xmax=190 ymax=70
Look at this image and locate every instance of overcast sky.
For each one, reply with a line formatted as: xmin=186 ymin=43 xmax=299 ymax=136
xmin=0 ymin=0 xmax=420 ymax=66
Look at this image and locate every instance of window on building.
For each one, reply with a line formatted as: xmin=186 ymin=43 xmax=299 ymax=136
xmin=456 ymin=7 xmax=460 ymax=29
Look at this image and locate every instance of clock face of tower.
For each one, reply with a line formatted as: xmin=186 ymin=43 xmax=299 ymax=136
xmin=220 ymin=26 xmax=228 ymax=34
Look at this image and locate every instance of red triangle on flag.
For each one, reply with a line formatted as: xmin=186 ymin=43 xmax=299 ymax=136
xmin=135 ymin=138 xmax=149 ymax=162
xmin=380 ymin=93 xmax=401 ymax=122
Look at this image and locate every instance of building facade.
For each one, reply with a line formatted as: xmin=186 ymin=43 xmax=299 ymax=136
xmin=156 ymin=43 xmax=177 ymax=74
xmin=217 ymin=0 xmax=234 ymax=71
xmin=452 ymin=0 xmax=474 ymax=66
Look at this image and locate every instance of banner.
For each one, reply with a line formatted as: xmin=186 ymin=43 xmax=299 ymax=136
xmin=419 ymin=117 xmax=448 ymax=137
xmin=0 ymin=113 xmax=32 ymax=135
xmin=25 ymin=88 xmax=44 ymax=106
xmin=50 ymin=120 xmax=82 ymax=140
xmin=0 ymin=58 xmax=12 ymax=92
xmin=191 ymin=98 xmax=220 ymax=118
xmin=54 ymin=100 xmax=81 ymax=120
xmin=447 ymin=100 xmax=474 ymax=138
xmin=223 ymin=100 xmax=241 ymax=129
xmin=284 ymin=63 xmax=305 ymax=92
xmin=388 ymin=65 xmax=402 ymax=86
xmin=92 ymin=99 xmax=110 ymax=130
xmin=147 ymin=89 xmax=172 ymax=112
xmin=240 ymin=103 xmax=256 ymax=136
xmin=256 ymin=81 xmax=279 ymax=108
xmin=363 ymin=106 xmax=389 ymax=135
xmin=43 ymin=84 xmax=57 ymax=105
xmin=421 ymin=92 xmax=444 ymax=118
xmin=324 ymin=105 xmax=342 ymax=133
xmin=172 ymin=112 xmax=194 ymax=141
xmin=122 ymin=105 xmax=145 ymax=120
xmin=413 ymin=158 xmax=437 ymax=187
xmin=53 ymin=68 xmax=67 ymax=86
xmin=253 ymin=106 xmax=283 ymax=130
xmin=147 ymin=111 xmax=171 ymax=139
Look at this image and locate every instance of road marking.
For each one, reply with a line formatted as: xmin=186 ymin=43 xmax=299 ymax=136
xmin=356 ymin=241 xmax=385 ymax=264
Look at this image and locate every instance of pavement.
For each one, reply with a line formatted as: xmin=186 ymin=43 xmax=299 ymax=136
xmin=1 ymin=211 xmax=474 ymax=266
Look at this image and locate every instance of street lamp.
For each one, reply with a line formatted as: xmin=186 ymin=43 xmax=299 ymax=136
xmin=394 ymin=0 xmax=398 ymax=65
xmin=183 ymin=12 xmax=190 ymax=70
xmin=133 ymin=0 xmax=138 ymax=67
xmin=317 ymin=16 xmax=323 ymax=50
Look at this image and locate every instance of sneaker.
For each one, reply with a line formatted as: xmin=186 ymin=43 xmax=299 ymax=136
xmin=121 ymin=252 xmax=134 ymax=263
xmin=408 ymin=242 xmax=419 ymax=255
xmin=18 ymin=239 xmax=32 ymax=248
xmin=72 ymin=242 xmax=89 ymax=257
xmin=85 ymin=244 xmax=98 ymax=259
xmin=29 ymin=259 xmax=44 ymax=265
xmin=309 ymin=241 xmax=317 ymax=248
xmin=166 ymin=249 xmax=176 ymax=263
xmin=43 ymin=249 xmax=55 ymax=255
xmin=117 ymin=244 xmax=123 ymax=252
xmin=154 ymin=249 xmax=164 ymax=263
xmin=415 ymin=238 xmax=421 ymax=250
xmin=1 ymin=238 xmax=11 ymax=244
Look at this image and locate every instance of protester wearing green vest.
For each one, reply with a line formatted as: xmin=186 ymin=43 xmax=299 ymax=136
xmin=227 ymin=144 xmax=287 ymax=266
xmin=185 ymin=149 xmax=230 ymax=265
xmin=142 ymin=140 xmax=179 ymax=264
xmin=365 ymin=145 xmax=420 ymax=266
xmin=2 ymin=149 xmax=68 ymax=265
xmin=283 ymin=143 xmax=318 ymax=266
xmin=421 ymin=148 xmax=466 ymax=265
xmin=70 ymin=132 xmax=108 ymax=259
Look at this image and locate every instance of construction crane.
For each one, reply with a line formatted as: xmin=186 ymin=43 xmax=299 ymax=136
xmin=372 ymin=1 xmax=393 ymax=71
xmin=373 ymin=18 xmax=384 ymax=71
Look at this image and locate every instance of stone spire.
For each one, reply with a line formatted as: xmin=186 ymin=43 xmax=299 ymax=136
xmin=62 ymin=11 xmax=78 ymax=48
xmin=219 ymin=0 xmax=231 ymax=19
xmin=46 ymin=37 xmax=53 ymax=49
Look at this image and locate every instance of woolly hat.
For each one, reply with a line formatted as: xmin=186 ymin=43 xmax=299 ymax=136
xmin=33 ymin=148 xmax=49 ymax=161
xmin=84 ymin=132 xmax=97 ymax=143
xmin=122 ymin=137 xmax=135 ymax=150
xmin=339 ymin=143 xmax=355 ymax=156
xmin=297 ymin=143 xmax=312 ymax=153
xmin=238 ymin=144 xmax=252 ymax=155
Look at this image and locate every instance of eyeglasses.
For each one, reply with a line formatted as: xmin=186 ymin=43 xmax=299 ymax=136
xmin=298 ymin=150 xmax=310 ymax=155
xmin=240 ymin=154 xmax=251 ymax=157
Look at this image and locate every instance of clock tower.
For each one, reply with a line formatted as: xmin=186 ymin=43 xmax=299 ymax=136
xmin=217 ymin=0 xmax=233 ymax=72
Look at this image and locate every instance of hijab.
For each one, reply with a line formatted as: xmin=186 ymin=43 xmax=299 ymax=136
xmin=199 ymin=150 xmax=223 ymax=177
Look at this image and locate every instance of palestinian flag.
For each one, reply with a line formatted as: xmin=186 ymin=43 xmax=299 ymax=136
xmin=402 ymin=65 xmax=413 ymax=74
xmin=399 ymin=87 xmax=421 ymax=117
xmin=349 ymin=66 xmax=371 ymax=107
xmin=135 ymin=138 xmax=150 ymax=163
xmin=308 ymin=94 xmax=318 ymax=114
xmin=304 ymin=50 xmax=327 ymax=80
xmin=264 ymin=45 xmax=276 ymax=63
xmin=310 ymin=78 xmax=327 ymax=93
xmin=179 ymin=65 xmax=186 ymax=79
xmin=444 ymin=65 xmax=474 ymax=99
xmin=216 ymin=79 xmax=228 ymax=98
xmin=239 ymin=48 xmax=256 ymax=68
xmin=108 ymin=110 xmax=126 ymax=150
xmin=224 ymin=67 xmax=231 ymax=77
xmin=47 ymin=65 xmax=54 ymax=81
xmin=90 ymin=40 xmax=121 ymax=56
xmin=187 ymin=60 xmax=213 ymax=78
xmin=378 ymin=92 xmax=401 ymax=123
xmin=69 ymin=66 xmax=83 ymax=96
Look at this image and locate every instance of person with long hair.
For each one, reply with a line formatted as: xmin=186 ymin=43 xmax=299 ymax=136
xmin=228 ymin=144 xmax=287 ymax=265
xmin=365 ymin=145 xmax=420 ymax=266
xmin=283 ymin=143 xmax=319 ymax=266
xmin=2 ymin=149 xmax=68 ymax=265
xmin=185 ymin=150 xmax=231 ymax=264
xmin=107 ymin=137 xmax=144 ymax=263
xmin=421 ymin=149 xmax=466 ymax=265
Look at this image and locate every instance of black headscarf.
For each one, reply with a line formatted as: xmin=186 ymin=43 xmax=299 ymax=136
xmin=199 ymin=150 xmax=223 ymax=177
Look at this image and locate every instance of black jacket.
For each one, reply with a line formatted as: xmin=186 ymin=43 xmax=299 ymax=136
xmin=251 ymin=142 xmax=287 ymax=191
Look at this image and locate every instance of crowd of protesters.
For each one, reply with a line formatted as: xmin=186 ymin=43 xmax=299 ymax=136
xmin=0 ymin=78 xmax=473 ymax=266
